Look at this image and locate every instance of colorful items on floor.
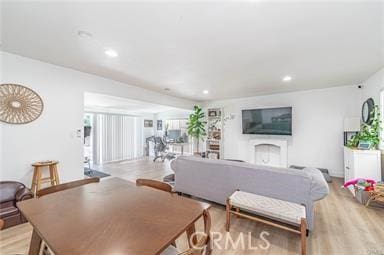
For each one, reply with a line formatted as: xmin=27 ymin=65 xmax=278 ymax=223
xmin=343 ymin=178 xmax=376 ymax=192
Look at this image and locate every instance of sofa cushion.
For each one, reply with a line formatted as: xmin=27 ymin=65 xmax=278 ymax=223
xmin=0 ymin=205 xmax=19 ymax=218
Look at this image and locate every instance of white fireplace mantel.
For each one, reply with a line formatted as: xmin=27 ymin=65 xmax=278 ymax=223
xmin=249 ymin=138 xmax=288 ymax=167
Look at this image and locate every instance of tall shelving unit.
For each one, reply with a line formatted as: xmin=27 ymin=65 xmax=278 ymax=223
xmin=206 ymin=108 xmax=223 ymax=159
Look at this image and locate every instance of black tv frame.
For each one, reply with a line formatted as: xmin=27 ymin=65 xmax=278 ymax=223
xmin=241 ymin=107 xmax=292 ymax=136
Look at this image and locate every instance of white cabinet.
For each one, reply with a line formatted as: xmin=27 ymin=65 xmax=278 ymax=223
xmin=344 ymin=147 xmax=381 ymax=182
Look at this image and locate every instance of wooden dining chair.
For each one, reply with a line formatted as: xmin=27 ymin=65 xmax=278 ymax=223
xmin=36 ymin=177 xmax=100 ymax=254
xmin=136 ymin=178 xmax=211 ymax=254
xmin=136 ymin=178 xmax=173 ymax=193
xmin=136 ymin=178 xmax=178 ymax=248
xmin=36 ymin=177 xmax=100 ymax=197
xmin=161 ymin=209 xmax=212 ymax=255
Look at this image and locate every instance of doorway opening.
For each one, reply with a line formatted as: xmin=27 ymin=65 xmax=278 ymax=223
xmin=83 ymin=92 xmax=192 ymax=177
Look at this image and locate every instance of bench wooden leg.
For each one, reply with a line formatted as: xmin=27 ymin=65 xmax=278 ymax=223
xmin=235 ymin=207 xmax=240 ymax=218
xmin=300 ymin=218 xmax=307 ymax=255
xmin=226 ymin=198 xmax=231 ymax=232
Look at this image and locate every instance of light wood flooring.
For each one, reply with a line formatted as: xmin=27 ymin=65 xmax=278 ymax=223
xmin=1 ymin=157 xmax=384 ymax=255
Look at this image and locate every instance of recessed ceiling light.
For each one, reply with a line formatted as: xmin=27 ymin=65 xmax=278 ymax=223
xmin=282 ymin=76 xmax=292 ymax=82
xmin=203 ymin=90 xmax=209 ymax=94
xmin=78 ymin=30 xmax=93 ymax=39
xmin=105 ymin=49 xmax=118 ymax=57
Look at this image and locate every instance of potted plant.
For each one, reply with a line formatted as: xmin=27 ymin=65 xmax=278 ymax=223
xmin=347 ymin=105 xmax=382 ymax=149
xmin=187 ymin=105 xmax=207 ymax=155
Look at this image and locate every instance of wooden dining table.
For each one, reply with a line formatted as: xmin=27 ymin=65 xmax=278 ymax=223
xmin=17 ymin=178 xmax=211 ymax=255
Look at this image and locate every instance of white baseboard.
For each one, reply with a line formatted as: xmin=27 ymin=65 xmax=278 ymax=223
xmin=330 ymin=171 xmax=344 ymax=178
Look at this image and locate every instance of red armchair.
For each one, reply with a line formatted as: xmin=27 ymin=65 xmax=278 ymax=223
xmin=0 ymin=181 xmax=34 ymax=229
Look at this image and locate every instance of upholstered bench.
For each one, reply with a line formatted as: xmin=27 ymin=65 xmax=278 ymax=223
xmin=226 ymin=191 xmax=307 ymax=255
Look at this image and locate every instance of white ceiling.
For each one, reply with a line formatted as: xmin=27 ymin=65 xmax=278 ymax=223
xmin=84 ymin=92 xmax=191 ymax=116
xmin=2 ymin=1 xmax=383 ymax=101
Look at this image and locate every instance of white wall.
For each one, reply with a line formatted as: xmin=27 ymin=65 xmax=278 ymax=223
xmin=1 ymin=50 xmax=378 ymax=183
xmin=204 ymin=86 xmax=361 ymax=177
xmin=361 ymin=67 xmax=384 ymax=150
xmin=361 ymin=67 xmax=384 ymax=104
xmin=155 ymin=109 xmax=192 ymax=121
xmin=154 ymin=109 xmax=192 ymax=136
xmin=0 ymin=52 xmax=196 ymax=185
xmin=142 ymin=114 xmax=156 ymax=140
xmin=361 ymin=67 xmax=384 ymax=179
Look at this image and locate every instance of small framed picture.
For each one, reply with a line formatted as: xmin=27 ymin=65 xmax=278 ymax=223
xmin=357 ymin=141 xmax=372 ymax=150
xmin=144 ymin=120 xmax=153 ymax=128
xmin=157 ymin=120 xmax=163 ymax=130
xmin=208 ymin=110 xmax=217 ymax=117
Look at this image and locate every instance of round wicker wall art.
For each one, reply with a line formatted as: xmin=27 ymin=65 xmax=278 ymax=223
xmin=0 ymin=84 xmax=44 ymax=124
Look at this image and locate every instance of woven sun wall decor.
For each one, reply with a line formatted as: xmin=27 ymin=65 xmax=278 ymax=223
xmin=0 ymin=83 xmax=44 ymax=124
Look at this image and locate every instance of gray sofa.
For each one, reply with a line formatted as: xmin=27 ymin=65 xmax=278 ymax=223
xmin=170 ymin=156 xmax=329 ymax=231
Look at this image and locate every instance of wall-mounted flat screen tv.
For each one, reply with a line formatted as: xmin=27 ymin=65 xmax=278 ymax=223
xmin=242 ymin=107 xmax=292 ymax=135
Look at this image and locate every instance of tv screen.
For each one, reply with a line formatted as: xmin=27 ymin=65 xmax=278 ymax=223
xmin=167 ymin=129 xmax=181 ymax=140
xmin=242 ymin=107 xmax=292 ymax=135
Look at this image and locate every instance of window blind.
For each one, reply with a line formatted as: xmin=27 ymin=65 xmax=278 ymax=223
xmin=93 ymin=113 xmax=144 ymax=164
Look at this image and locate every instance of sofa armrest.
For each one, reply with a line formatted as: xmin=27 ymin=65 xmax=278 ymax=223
xmin=304 ymin=167 xmax=329 ymax=201
xmin=15 ymin=187 xmax=34 ymax=201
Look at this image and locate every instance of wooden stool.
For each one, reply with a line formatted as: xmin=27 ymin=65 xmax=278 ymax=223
xmin=31 ymin=161 xmax=60 ymax=195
